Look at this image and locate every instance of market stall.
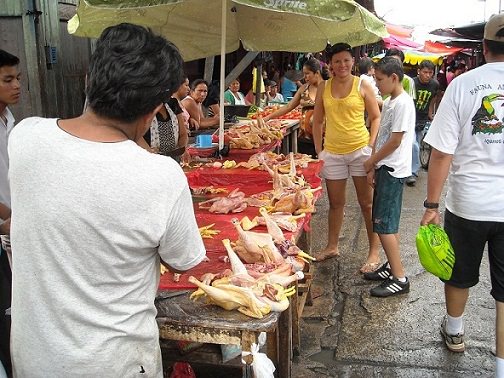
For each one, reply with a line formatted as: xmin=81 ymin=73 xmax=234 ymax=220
xmin=156 ymin=150 xmax=323 ymax=376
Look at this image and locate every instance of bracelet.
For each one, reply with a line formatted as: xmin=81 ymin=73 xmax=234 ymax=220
xmin=423 ymin=200 xmax=439 ymax=209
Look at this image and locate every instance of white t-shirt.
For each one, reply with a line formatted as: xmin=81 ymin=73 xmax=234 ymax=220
xmin=375 ymin=91 xmax=416 ymax=178
xmin=0 ymin=107 xmax=15 ymax=208
xmin=8 ymin=118 xmax=206 ymax=377
xmin=360 ymin=74 xmax=381 ymax=101
xmin=425 ymin=62 xmax=504 ymax=221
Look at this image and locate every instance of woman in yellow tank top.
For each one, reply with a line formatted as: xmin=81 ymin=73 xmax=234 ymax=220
xmin=312 ymin=43 xmax=381 ymax=273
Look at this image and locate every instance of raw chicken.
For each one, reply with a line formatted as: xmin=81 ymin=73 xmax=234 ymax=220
xmin=231 ymin=219 xmax=284 ymax=264
xmin=189 ymin=276 xmax=270 ymax=319
xmin=199 ymin=188 xmax=248 ymax=214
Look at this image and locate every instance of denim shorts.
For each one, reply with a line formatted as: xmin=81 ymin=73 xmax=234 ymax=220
xmin=444 ymin=210 xmax=504 ymax=302
xmin=372 ymin=166 xmax=405 ymax=234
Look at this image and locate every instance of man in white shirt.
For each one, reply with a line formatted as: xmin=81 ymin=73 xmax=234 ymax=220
xmin=421 ymin=14 xmax=504 ymax=376
xmin=0 ymin=49 xmax=20 ymax=377
xmin=9 ymin=24 xmax=205 ymax=377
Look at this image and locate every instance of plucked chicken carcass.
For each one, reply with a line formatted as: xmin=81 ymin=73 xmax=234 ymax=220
xmin=199 ymin=188 xmax=247 ymax=214
xmin=231 ymin=218 xmax=284 ymax=264
xmin=189 ymin=276 xmax=271 ymax=319
xmin=272 ymin=187 xmax=321 ymax=214
xmin=255 ymin=212 xmax=305 ymax=232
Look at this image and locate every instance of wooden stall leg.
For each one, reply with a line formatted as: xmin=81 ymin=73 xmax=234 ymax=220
xmin=277 ymin=304 xmax=292 ymax=378
xmin=291 ymin=129 xmax=298 ymax=154
xmin=267 ymin=331 xmax=279 ymax=368
xmin=241 ymin=331 xmax=257 ymax=378
xmin=291 ymin=284 xmax=301 ymax=357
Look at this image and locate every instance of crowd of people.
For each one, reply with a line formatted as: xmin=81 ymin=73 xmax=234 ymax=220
xmin=1 ymin=14 xmax=504 ymax=377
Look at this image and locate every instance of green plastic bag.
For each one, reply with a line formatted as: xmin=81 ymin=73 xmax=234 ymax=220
xmin=416 ymin=224 xmax=455 ymax=280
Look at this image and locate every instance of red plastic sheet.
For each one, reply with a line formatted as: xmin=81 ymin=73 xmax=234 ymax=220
xmin=158 ymin=161 xmax=323 ymax=290
xmin=186 ymin=161 xmax=323 ymax=192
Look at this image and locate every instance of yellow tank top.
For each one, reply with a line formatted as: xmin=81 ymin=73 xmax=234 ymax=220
xmin=323 ymin=76 xmax=369 ymax=154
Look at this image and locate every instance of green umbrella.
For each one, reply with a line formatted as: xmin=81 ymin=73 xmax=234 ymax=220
xmin=68 ymin=0 xmax=387 ymax=149
xmin=69 ymin=0 xmax=386 ymax=61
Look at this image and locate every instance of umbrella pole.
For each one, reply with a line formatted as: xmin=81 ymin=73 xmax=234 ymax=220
xmin=218 ymin=0 xmax=227 ymax=154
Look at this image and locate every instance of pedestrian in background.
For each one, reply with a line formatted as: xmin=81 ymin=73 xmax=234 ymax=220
xmin=8 ymin=23 xmax=205 ymax=377
xmin=0 ymin=48 xmax=21 ymax=378
xmin=406 ymin=59 xmax=439 ymax=186
xmin=362 ymin=57 xmax=415 ymax=297
xmin=421 ymin=14 xmax=504 ymax=376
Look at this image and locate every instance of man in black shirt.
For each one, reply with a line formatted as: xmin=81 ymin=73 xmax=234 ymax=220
xmin=407 ymin=60 xmax=439 ymax=186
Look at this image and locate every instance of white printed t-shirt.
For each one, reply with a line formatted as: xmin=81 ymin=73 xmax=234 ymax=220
xmin=425 ymin=62 xmax=504 ymax=221
xmin=8 ymin=118 xmax=206 ymax=378
xmin=375 ymin=91 xmax=416 ymax=178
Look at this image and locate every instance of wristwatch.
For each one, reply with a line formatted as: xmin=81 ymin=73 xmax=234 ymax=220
xmin=423 ymin=200 xmax=439 ymax=209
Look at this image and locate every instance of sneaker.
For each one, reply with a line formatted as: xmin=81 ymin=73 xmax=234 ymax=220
xmin=406 ymin=175 xmax=417 ymax=186
xmin=440 ymin=316 xmax=465 ymax=352
xmin=363 ymin=261 xmax=391 ymax=281
xmin=370 ymin=276 xmax=410 ymax=297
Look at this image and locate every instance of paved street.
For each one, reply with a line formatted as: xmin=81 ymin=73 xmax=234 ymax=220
xmin=293 ymin=169 xmax=496 ymax=377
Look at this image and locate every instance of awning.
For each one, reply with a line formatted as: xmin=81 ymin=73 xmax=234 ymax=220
xmin=423 ymin=41 xmax=464 ymax=55
xmin=386 ymin=23 xmax=413 ymax=38
xmin=383 ymin=34 xmax=422 ymax=49
xmin=372 ymin=50 xmax=445 ymax=66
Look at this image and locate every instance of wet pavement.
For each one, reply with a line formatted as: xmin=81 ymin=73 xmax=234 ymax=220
xmin=293 ymin=170 xmax=496 ymax=377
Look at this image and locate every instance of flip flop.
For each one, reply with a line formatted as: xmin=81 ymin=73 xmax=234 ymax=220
xmin=315 ymin=250 xmax=340 ymax=262
xmin=359 ymin=261 xmax=381 ymax=274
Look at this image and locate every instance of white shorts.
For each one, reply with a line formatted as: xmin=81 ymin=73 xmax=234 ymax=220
xmin=320 ymin=146 xmax=372 ymax=180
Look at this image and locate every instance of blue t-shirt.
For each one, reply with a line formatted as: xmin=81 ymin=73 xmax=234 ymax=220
xmin=281 ymin=78 xmax=297 ymax=99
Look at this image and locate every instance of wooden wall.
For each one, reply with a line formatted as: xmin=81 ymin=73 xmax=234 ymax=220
xmin=0 ymin=0 xmax=90 ymax=121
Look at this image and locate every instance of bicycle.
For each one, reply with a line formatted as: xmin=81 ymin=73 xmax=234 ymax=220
xmin=419 ymin=121 xmax=432 ymax=170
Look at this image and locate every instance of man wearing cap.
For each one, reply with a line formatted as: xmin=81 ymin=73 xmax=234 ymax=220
xmin=266 ymin=80 xmax=284 ymax=103
xmin=421 ymin=14 xmax=504 ymax=375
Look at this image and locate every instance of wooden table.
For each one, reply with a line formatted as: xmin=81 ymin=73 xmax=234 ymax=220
xmin=156 ymin=293 xmax=292 ymax=377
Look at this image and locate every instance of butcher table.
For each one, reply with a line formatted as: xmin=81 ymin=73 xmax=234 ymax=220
xmin=156 ymin=292 xmax=293 ymax=377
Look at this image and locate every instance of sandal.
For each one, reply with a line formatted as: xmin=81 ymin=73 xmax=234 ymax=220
xmin=359 ymin=261 xmax=381 ymax=274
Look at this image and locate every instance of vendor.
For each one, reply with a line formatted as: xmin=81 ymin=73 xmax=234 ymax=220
xmin=264 ymin=58 xmax=329 ymax=157
xmin=224 ymin=78 xmax=250 ymax=105
xmin=182 ymin=79 xmax=219 ymax=130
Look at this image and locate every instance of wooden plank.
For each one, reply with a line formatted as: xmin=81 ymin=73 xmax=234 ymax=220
xmin=291 ymin=283 xmax=301 ymax=356
xmin=277 ymin=301 xmax=292 ymax=378
xmin=224 ymin=51 xmax=259 ymax=88
xmin=159 ymin=324 xmax=242 ymax=345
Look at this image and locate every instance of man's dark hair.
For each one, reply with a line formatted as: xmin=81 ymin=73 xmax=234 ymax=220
xmin=0 ymin=50 xmax=20 ymax=69
xmin=327 ymin=43 xmax=352 ymax=60
xmin=358 ymin=57 xmax=374 ymax=75
xmin=419 ymin=60 xmax=436 ymax=71
xmin=385 ymin=48 xmax=405 ymax=63
xmin=85 ymin=23 xmax=183 ymax=123
xmin=190 ymin=79 xmax=208 ymax=91
xmin=375 ymin=56 xmax=404 ymax=82
xmin=485 ymin=34 xmax=504 ymax=55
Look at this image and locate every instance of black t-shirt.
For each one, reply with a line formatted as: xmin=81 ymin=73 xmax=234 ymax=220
xmin=413 ymin=77 xmax=439 ymax=122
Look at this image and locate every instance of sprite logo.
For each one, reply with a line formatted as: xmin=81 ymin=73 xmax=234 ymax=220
xmin=263 ymin=0 xmax=308 ymax=10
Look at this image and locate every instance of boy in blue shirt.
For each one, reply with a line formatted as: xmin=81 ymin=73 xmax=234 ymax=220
xmin=363 ymin=57 xmax=416 ymax=297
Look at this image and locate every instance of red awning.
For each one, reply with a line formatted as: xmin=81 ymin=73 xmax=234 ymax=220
xmin=423 ymin=41 xmax=464 ymax=55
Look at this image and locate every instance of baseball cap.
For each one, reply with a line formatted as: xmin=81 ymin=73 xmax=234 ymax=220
xmin=266 ymin=80 xmax=277 ymax=87
xmin=484 ymin=13 xmax=504 ymax=42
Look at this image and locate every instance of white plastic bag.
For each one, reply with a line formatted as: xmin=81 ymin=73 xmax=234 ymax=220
xmin=241 ymin=332 xmax=275 ymax=378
